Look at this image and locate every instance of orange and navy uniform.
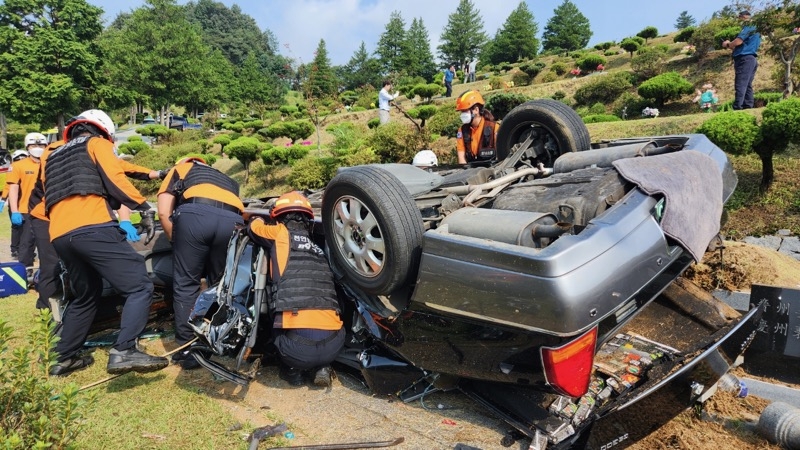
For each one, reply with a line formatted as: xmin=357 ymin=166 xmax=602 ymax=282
xmin=249 ymin=219 xmax=343 ymax=331
xmin=30 ymin=140 xmax=64 ymax=221
xmin=158 ymin=162 xmax=244 ymax=211
xmin=40 ymin=137 xmax=149 ymax=240
xmin=6 ymin=156 xmax=40 ymax=214
xmin=455 ymin=117 xmax=500 ymax=161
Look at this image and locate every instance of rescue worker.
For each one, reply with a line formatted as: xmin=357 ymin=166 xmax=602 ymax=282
xmin=8 ymin=134 xmax=47 ymax=269
xmin=5 ymin=149 xmax=30 ymax=259
xmin=27 ymin=140 xmax=165 ymax=310
xmin=41 ymin=109 xmax=168 ymax=376
xmin=157 ymin=156 xmax=244 ymax=370
xmin=455 ymin=90 xmax=500 ymax=165
xmin=246 ymin=192 xmax=344 ymax=387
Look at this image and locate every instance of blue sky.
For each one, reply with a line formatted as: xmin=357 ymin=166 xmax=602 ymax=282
xmin=88 ymin=0 xmax=724 ymax=65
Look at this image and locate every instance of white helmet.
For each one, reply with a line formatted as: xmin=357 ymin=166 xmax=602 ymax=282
xmin=11 ymin=149 xmax=29 ymax=161
xmin=24 ymin=132 xmax=47 ymax=148
xmin=65 ymin=109 xmax=115 ymax=141
xmin=412 ymin=150 xmax=438 ymax=168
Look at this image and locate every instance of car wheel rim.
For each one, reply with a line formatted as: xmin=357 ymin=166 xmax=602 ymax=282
xmin=513 ymin=124 xmax=560 ymax=166
xmin=331 ymin=195 xmax=385 ymax=278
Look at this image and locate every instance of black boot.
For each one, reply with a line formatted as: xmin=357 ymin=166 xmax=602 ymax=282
xmin=107 ymin=347 xmax=168 ymax=374
xmin=279 ymin=364 xmax=305 ymax=386
xmin=50 ymin=354 xmax=94 ymax=376
xmin=312 ymin=365 xmax=332 ymax=387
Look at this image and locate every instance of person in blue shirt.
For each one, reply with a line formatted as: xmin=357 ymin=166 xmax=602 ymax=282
xmin=722 ymin=11 xmax=761 ymax=110
xmin=442 ymin=64 xmax=455 ymax=98
xmin=378 ymin=80 xmax=399 ymax=125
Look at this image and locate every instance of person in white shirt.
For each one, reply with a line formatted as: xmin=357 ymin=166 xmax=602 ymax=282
xmin=468 ymin=58 xmax=478 ymax=83
xmin=378 ymin=80 xmax=399 ymax=125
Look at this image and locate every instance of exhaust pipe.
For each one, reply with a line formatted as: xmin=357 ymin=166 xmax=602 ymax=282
xmin=553 ymin=141 xmax=680 ymax=173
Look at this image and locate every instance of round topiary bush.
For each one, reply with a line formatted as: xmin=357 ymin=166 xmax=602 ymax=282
xmin=577 ymin=54 xmax=607 ymax=72
xmin=550 ymin=62 xmax=568 ymax=76
xmin=637 ymin=72 xmax=694 ymax=107
xmin=695 ymin=111 xmax=760 ymax=155
xmin=573 ymin=71 xmax=634 ymax=106
xmin=673 ymin=27 xmax=695 ymax=43
xmin=511 ymin=71 xmax=532 ymax=87
xmin=485 ymin=92 xmax=530 ymax=120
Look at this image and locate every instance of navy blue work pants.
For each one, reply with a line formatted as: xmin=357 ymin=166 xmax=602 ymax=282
xmin=18 ymin=213 xmax=36 ymax=267
xmin=733 ymin=55 xmax=758 ymax=110
xmin=9 ymin=208 xmax=21 ymax=255
xmin=52 ymin=225 xmax=153 ymax=361
xmin=171 ymin=203 xmax=243 ymax=345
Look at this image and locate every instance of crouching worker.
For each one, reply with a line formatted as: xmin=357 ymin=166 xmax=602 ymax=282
xmin=247 ymin=192 xmax=344 ymax=387
xmin=42 ymin=109 xmax=168 ymax=376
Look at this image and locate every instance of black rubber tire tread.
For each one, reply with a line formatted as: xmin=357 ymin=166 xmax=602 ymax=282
xmin=322 ymin=166 xmax=425 ymax=295
xmin=496 ymin=98 xmax=591 ymax=162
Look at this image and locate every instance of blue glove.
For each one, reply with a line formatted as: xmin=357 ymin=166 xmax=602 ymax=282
xmin=11 ymin=212 xmax=23 ymax=226
xmin=119 ymin=220 xmax=140 ymax=242
xmin=0 ymin=200 xmax=5 ymax=212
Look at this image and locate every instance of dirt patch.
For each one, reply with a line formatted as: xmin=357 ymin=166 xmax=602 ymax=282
xmin=684 ymin=240 xmax=800 ymax=291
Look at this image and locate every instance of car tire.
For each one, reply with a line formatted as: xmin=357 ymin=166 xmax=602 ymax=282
xmin=323 ymin=166 xmax=424 ymax=296
xmin=496 ymin=98 xmax=591 ymax=166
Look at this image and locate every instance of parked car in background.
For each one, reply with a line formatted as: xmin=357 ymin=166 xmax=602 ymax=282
xmin=142 ymin=117 xmax=156 ymax=125
xmin=169 ymin=115 xmax=202 ymax=131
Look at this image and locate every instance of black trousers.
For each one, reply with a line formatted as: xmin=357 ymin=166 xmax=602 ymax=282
xmin=52 ymin=225 xmax=153 ymax=361
xmin=31 ymin=217 xmax=59 ymax=310
xmin=445 ymin=80 xmax=453 ymax=97
xmin=9 ymin=208 xmax=21 ymax=255
xmin=273 ymin=327 xmax=345 ymax=370
xmin=733 ymin=55 xmax=758 ymax=110
xmin=171 ymin=203 xmax=243 ymax=345
xmin=18 ymin=213 xmax=36 ymax=267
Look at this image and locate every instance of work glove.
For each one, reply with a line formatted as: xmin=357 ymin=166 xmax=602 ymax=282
xmin=11 ymin=212 xmax=23 ymax=226
xmin=119 ymin=220 xmax=140 ymax=242
xmin=158 ymin=168 xmax=170 ymax=179
xmin=0 ymin=200 xmax=5 ymax=212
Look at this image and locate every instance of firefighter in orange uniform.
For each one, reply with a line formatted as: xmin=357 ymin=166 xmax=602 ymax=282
xmin=455 ymin=90 xmax=500 ymax=165
xmin=8 ymin=134 xmax=47 ymax=268
xmin=4 ymin=149 xmax=29 ymax=258
xmin=247 ymin=192 xmax=344 ymax=387
xmin=41 ymin=109 xmax=168 ymax=376
xmin=157 ymin=156 xmax=244 ymax=369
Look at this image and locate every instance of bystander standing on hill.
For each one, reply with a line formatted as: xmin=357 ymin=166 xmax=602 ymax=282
xmin=443 ymin=64 xmax=455 ymax=97
xmin=468 ymin=58 xmax=477 ymax=83
xmin=378 ymin=80 xmax=399 ymax=125
xmin=722 ymin=10 xmax=761 ymax=110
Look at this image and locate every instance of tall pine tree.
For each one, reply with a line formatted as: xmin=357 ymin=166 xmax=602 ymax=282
xmin=342 ymin=41 xmax=383 ymax=90
xmin=404 ymin=18 xmax=438 ymax=81
xmin=674 ymin=11 xmax=696 ymax=29
xmin=542 ymin=0 xmax=592 ymax=53
xmin=375 ymin=11 xmax=409 ymax=75
xmin=438 ymin=0 xmax=487 ymax=67
xmin=308 ymin=39 xmax=338 ymax=97
xmin=484 ymin=2 xmax=539 ymax=64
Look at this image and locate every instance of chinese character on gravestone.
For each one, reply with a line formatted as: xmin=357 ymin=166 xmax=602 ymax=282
xmin=750 ymin=284 xmax=800 ymax=358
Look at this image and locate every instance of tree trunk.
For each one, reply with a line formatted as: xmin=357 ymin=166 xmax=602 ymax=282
xmin=758 ymin=149 xmax=774 ymax=192
xmin=56 ymin=113 xmax=65 ymax=138
xmin=0 ymin=112 xmax=7 ymax=150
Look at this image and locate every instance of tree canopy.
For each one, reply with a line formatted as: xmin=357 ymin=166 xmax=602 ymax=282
xmin=483 ymin=2 xmax=540 ymax=65
xmin=437 ymin=0 xmax=487 ymax=66
xmin=542 ymin=0 xmax=592 ymax=53
xmin=375 ymin=11 xmax=409 ymax=75
xmin=675 ymin=11 xmax=696 ymax=29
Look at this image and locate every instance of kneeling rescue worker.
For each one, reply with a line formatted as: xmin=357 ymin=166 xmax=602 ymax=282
xmin=455 ymin=90 xmax=499 ymax=165
xmin=41 ymin=109 xmax=168 ymax=376
xmin=247 ymin=192 xmax=344 ymax=387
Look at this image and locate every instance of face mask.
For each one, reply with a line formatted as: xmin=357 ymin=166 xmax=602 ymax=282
xmin=28 ymin=146 xmax=44 ymax=158
xmin=460 ymin=112 xmax=473 ymax=124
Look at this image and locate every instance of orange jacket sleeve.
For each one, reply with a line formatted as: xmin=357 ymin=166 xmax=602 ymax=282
xmin=119 ymin=160 xmax=154 ymax=181
xmin=88 ymin=138 xmax=149 ymax=211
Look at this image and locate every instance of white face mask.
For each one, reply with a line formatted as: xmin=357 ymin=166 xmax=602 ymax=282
xmin=460 ymin=112 xmax=473 ymax=124
xmin=28 ymin=146 xmax=44 ymax=158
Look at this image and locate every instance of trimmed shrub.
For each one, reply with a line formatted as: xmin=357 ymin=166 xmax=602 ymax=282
xmin=407 ymin=105 xmax=439 ymax=127
xmin=117 ymin=140 xmax=150 ymax=155
xmin=714 ymin=26 xmax=742 ymax=47
xmin=499 ymin=62 xmax=514 ymax=72
xmin=577 ymin=54 xmax=607 ymax=72
xmin=426 ymin=106 xmax=461 ymax=137
xmin=637 ymin=72 xmax=694 ymax=107
xmin=260 ymin=144 xmax=310 ymax=166
xmin=485 ymin=92 xmax=529 ymax=120
xmin=225 ymin=136 xmax=263 ymax=181
xmin=690 ymin=18 xmax=738 ymax=59
xmin=632 ymin=36 xmax=646 ymax=46
xmin=511 ymin=71 xmax=532 ymax=86
xmin=673 ymin=27 xmax=695 ymax=43
xmin=519 ymin=62 xmax=543 ymax=78
xmin=573 ymin=71 xmax=634 ymax=106
xmin=696 ymin=111 xmax=759 ymax=155
xmin=636 ymin=26 xmax=658 ymax=42
xmin=631 ymin=46 xmax=668 ymax=78
xmin=213 ymin=133 xmax=232 ymax=151
xmin=411 ymin=83 xmax=443 ymax=102
xmin=612 ymin=92 xmax=650 ymax=119
xmin=279 ymin=104 xmax=299 ymax=116
xmin=397 ymin=75 xmax=427 ymax=96
xmin=619 ymin=38 xmax=641 ymax=57
xmin=552 ymin=91 xmax=567 ymax=100
xmin=604 ymin=50 xmax=618 ymax=56
xmin=243 ymin=120 xmax=264 ymax=130
xmin=339 ymin=90 xmax=358 ymax=106
xmin=582 ymin=114 xmax=622 ymax=123
xmin=260 ymin=120 xmax=315 ymax=143
xmin=754 ymin=92 xmax=784 ymax=107
xmin=488 ymin=76 xmax=505 ymax=90
xmin=568 ymin=50 xmax=586 ymax=59
xmin=367 ymin=117 xmax=381 ymax=129
xmin=541 ymin=71 xmax=558 ymax=83
xmin=368 ymin=122 xmax=428 ymax=163
xmin=589 ymin=102 xmax=606 ymax=114
xmin=550 ymin=62 xmax=568 ymax=76
xmin=128 ymin=135 xmax=142 ymax=142
xmin=287 ymin=155 xmax=337 ymax=190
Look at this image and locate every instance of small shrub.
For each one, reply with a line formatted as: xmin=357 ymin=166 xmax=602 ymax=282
xmin=754 ymin=92 xmax=784 ymax=107
xmin=407 ymin=105 xmax=438 ymax=127
xmin=426 ymin=106 xmax=461 ymax=137
xmin=573 ymin=71 xmax=634 ymax=106
xmin=279 ymin=105 xmax=299 ymax=116
xmin=695 ymin=111 xmax=759 ymax=155
xmin=631 ymin=46 xmax=668 ymax=78
xmin=589 ymin=102 xmax=606 ymax=114
xmin=511 ymin=71 xmax=531 ymax=86
xmin=714 ymin=26 xmax=742 ymax=48
xmin=582 ymin=114 xmax=622 ymax=123
xmin=487 ymin=76 xmax=505 ymax=90
xmin=368 ymin=122 xmax=427 ymax=163
xmin=339 ymin=90 xmax=358 ymax=106
xmin=128 ymin=135 xmax=142 ymax=142
xmin=637 ymin=72 xmax=694 ymax=107
xmin=568 ymin=50 xmax=586 ymax=59
xmin=397 ymin=75 xmax=427 ymax=97
xmin=350 ymin=106 xmax=366 ymax=112
xmin=550 ymin=62 xmax=568 ymax=75
xmin=499 ymin=62 xmax=514 ymax=72
xmin=485 ymin=92 xmax=529 ymax=120
xmin=243 ymin=119 xmax=264 ymax=130
xmin=367 ymin=117 xmax=381 ymax=129
xmin=619 ymin=38 xmax=641 ymax=57
xmin=552 ymin=91 xmax=567 ymax=100
xmin=541 ymin=71 xmax=558 ymax=83
xmin=636 ymin=26 xmax=658 ymax=42
xmin=604 ymin=50 xmax=618 ymax=56
xmin=0 ymin=312 xmax=94 ymax=449
xmin=632 ymin=36 xmax=646 ymax=46
xmin=577 ymin=54 xmax=607 ymax=72
xmin=117 ymin=140 xmax=150 ymax=155
xmin=612 ymin=92 xmax=650 ymax=119
xmin=519 ymin=63 xmax=543 ymax=78
xmin=261 ymin=120 xmax=314 ymax=143
xmin=287 ymin=155 xmax=337 ymax=189
xmin=673 ymin=27 xmax=695 ymax=43
xmin=411 ymin=83 xmax=443 ymax=102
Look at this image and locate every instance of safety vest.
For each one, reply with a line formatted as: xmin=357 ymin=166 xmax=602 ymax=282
xmin=271 ymin=228 xmax=340 ymax=316
xmin=461 ymin=119 xmax=497 ymax=162
xmin=44 ymin=136 xmax=109 ymax=214
xmin=174 ymin=162 xmax=239 ymax=202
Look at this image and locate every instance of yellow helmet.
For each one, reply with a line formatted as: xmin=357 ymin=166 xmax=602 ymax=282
xmin=271 ymin=191 xmax=313 ymax=220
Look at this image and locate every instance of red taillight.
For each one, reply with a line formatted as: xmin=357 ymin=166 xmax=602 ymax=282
xmin=541 ymin=327 xmax=598 ymax=398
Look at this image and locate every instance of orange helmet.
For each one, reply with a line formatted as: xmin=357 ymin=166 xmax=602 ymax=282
xmin=271 ymin=191 xmax=313 ymax=220
xmin=456 ymin=90 xmax=485 ymax=111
